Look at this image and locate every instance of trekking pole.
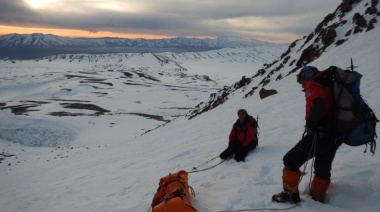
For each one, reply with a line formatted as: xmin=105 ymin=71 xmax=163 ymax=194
xmin=192 ymin=155 xmax=219 ymax=170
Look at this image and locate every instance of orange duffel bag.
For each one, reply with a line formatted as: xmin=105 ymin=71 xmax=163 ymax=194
xmin=151 ymin=170 xmax=196 ymax=212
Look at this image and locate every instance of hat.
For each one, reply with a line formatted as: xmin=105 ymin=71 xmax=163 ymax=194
xmin=237 ymin=109 xmax=247 ymax=115
xmin=297 ymin=66 xmax=319 ymax=83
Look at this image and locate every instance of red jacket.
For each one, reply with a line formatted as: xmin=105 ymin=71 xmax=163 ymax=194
xmin=229 ymin=116 xmax=258 ymax=145
xmin=304 ymin=72 xmax=334 ymax=129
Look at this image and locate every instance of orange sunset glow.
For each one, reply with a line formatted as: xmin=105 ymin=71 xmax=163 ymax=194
xmin=0 ymin=25 xmax=175 ymax=39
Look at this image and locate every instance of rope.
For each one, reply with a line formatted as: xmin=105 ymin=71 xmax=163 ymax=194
xmin=183 ymin=187 xmax=199 ymax=212
xmin=187 ymin=151 xmax=301 ymax=211
xmin=184 ymin=133 xmax=315 ymax=212
xmin=218 ymin=205 xmax=299 ymax=211
xmin=188 ymin=158 xmax=228 ymax=173
xmin=307 ymin=134 xmax=317 ymax=192
xmin=299 ymin=133 xmax=317 ymax=188
xmin=192 ymin=155 xmax=219 ymax=170
xmin=287 ymin=132 xmax=317 ymax=205
xmin=276 ymin=132 xmax=316 ymax=207
xmin=189 ymin=185 xmax=196 ymax=197
xmin=215 ymin=134 xmax=318 ymax=212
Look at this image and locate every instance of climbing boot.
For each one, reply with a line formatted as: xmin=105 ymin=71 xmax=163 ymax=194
xmin=310 ymin=176 xmax=330 ymax=203
xmin=272 ymin=190 xmax=301 ymax=204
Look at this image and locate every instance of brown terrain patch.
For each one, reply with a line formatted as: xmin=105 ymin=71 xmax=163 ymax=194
xmin=259 ymin=88 xmax=278 ymax=99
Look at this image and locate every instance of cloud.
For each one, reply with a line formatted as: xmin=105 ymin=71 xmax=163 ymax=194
xmin=0 ymin=0 xmax=342 ymax=42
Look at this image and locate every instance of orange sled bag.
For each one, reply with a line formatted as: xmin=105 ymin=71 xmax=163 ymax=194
xmin=151 ymin=170 xmax=196 ymax=212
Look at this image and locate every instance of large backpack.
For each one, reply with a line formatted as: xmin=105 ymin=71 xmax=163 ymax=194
xmin=324 ymin=65 xmax=378 ymax=154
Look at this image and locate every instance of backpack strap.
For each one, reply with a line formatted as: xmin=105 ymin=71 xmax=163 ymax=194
xmin=369 ymin=107 xmax=379 ymax=154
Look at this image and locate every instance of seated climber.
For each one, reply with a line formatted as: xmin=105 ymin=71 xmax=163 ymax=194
xmin=219 ymin=109 xmax=258 ymax=162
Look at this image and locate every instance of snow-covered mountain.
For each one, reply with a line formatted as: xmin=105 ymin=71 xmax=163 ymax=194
xmin=0 ymin=33 xmax=276 ymax=48
xmin=187 ymin=0 xmax=380 ymax=119
xmin=0 ymin=33 xmax=285 ymax=59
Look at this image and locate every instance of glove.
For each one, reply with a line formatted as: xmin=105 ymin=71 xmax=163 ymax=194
xmin=219 ymin=148 xmax=233 ymax=159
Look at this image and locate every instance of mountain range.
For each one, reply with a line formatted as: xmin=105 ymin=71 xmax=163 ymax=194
xmin=0 ymin=34 xmax=284 ymax=59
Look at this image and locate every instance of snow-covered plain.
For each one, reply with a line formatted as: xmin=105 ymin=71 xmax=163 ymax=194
xmin=1 ymin=5 xmax=380 ymax=212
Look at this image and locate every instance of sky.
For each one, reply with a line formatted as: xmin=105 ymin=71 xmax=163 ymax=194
xmin=0 ymin=0 xmax=342 ymax=43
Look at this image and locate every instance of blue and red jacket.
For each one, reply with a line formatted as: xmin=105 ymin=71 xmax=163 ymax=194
xmin=229 ymin=116 xmax=258 ymax=146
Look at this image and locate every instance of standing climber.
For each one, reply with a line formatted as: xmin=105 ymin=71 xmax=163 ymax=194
xmin=272 ymin=66 xmax=342 ymax=204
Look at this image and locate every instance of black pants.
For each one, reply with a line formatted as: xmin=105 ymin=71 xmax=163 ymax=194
xmin=229 ymin=139 xmax=257 ymax=151
xmin=283 ymin=134 xmax=342 ymax=179
xmin=219 ymin=139 xmax=258 ymax=161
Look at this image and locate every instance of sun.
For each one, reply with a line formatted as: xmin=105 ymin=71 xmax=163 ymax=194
xmin=25 ymin=0 xmax=51 ymax=9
